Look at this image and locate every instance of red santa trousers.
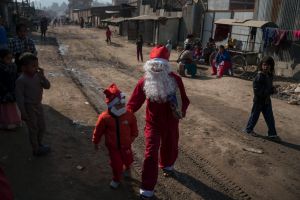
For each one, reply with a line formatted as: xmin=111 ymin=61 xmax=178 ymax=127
xmin=141 ymin=118 xmax=179 ymax=190
xmin=108 ymin=147 xmax=134 ymax=182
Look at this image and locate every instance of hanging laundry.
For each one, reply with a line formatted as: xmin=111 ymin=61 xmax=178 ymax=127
xmin=293 ymin=30 xmax=300 ymax=39
xmin=262 ymin=27 xmax=278 ymax=49
xmin=273 ymin=29 xmax=288 ymax=46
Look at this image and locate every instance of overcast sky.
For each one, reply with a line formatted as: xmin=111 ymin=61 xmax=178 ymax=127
xmin=33 ymin=0 xmax=111 ymax=7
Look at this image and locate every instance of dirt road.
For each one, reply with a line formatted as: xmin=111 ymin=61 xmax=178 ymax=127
xmin=0 ymin=26 xmax=299 ymax=200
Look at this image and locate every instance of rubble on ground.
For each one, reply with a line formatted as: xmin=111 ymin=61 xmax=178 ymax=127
xmin=274 ymin=83 xmax=300 ymax=105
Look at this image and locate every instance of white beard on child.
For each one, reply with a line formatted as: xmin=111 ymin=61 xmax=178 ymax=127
xmin=143 ymin=58 xmax=176 ymax=103
xmin=111 ymin=106 xmax=126 ymax=117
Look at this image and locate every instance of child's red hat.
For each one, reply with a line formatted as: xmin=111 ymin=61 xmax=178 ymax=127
xmin=103 ymin=83 xmax=124 ymax=108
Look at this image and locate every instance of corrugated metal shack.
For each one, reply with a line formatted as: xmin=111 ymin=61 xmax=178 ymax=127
xmin=101 ymin=17 xmax=128 ymax=35
xmin=126 ymin=15 xmax=181 ymax=45
xmin=201 ymin=0 xmax=255 ymax=47
xmin=74 ymin=5 xmax=136 ymax=28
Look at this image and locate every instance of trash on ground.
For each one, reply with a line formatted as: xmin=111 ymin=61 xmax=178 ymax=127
xmin=76 ymin=165 xmax=85 ymax=171
xmin=242 ymin=147 xmax=264 ymax=154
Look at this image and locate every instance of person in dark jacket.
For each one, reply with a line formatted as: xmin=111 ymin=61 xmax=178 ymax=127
xmin=0 ymin=49 xmax=22 ymax=130
xmin=136 ymin=35 xmax=143 ymax=62
xmin=244 ymin=56 xmax=280 ymax=140
xmin=40 ymin=17 xmax=48 ymax=40
xmin=0 ymin=17 xmax=8 ymax=49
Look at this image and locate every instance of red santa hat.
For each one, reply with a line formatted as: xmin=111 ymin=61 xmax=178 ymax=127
xmin=149 ymin=45 xmax=170 ymax=61
xmin=103 ymin=83 xmax=125 ymax=108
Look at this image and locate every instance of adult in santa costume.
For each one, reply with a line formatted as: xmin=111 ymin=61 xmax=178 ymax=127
xmin=127 ymin=45 xmax=190 ymax=198
xmin=93 ymin=84 xmax=138 ymax=189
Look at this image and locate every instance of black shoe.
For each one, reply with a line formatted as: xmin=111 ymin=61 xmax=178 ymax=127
xmin=33 ymin=145 xmax=51 ymax=156
xmin=162 ymin=169 xmax=174 ymax=177
xmin=267 ymin=135 xmax=281 ymax=142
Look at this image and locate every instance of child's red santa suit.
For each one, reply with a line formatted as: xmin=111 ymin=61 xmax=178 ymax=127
xmin=92 ymin=84 xmax=138 ymax=188
xmin=127 ymin=45 xmax=190 ymax=197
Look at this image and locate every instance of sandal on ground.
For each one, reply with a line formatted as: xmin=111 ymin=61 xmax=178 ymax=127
xmin=140 ymin=189 xmax=154 ymax=199
xmin=110 ymin=180 xmax=120 ymax=189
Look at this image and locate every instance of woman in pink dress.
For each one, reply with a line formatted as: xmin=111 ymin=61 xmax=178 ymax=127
xmin=0 ymin=49 xmax=21 ymax=130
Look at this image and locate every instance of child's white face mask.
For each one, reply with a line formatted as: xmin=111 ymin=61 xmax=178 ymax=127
xmin=111 ymin=106 xmax=126 ymax=117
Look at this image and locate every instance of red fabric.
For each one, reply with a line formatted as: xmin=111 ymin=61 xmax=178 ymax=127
xmin=211 ymin=60 xmax=217 ymax=75
xmin=149 ymin=45 xmax=170 ymax=60
xmin=106 ymin=29 xmax=112 ymax=37
xmin=108 ymin=148 xmax=133 ymax=182
xmin=273 ymin=30 xmax=287 ymax=46
xmin=0 ymin=103 xmax=21 ymax=127
xmin=0 ymin=167 xmax=13 ymax=200
xmin=293 ymin=30 xmax=300 ymax=38
xmin=211 ymin=60 xmax=232 ymax=77
xmin=92 ymin=111 xmax=138 ymax=149
xmin=127 ymin=72 xmax=190 ymax=190
xmin=103 ymin=84 xmax=121 ymax=105
xmin=217 ymin=61 xmax=232 ymax=78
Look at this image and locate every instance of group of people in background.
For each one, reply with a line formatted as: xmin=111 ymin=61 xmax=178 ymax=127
xmin=0 ymin=22 xmax=51 ymax=156
xmin=1 ymin=21 xmax=52 ymax=200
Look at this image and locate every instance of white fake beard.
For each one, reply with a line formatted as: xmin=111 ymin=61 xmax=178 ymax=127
xmin=111 ymin=106 xmax=126 ymax=117
xmin=143 ymin=59 xmax=176 ymax=103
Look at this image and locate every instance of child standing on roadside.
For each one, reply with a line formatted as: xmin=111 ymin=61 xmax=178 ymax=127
xmin=15 ymin=53 xmax=51 ymax=156
xmin=92 ymin=83 xmax=138 ymax=189
xmin=106 ymin=26 xmax=112 ymax=44
xmin=136 ymin=35 xmax=144 ymax=62
xmin=0 ymin=49 xmax=22 ymax=130
xmin=244 ymin=56 xmax=280 ymax=140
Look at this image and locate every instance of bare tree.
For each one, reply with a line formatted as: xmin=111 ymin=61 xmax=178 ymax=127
xmin=68 ymin=0 xmax=93 ymax=9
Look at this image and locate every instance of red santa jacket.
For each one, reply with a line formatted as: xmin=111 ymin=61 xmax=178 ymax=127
xmin=127 ymin=72 xmax=190 ymax=130
xmin=0 ymin=167 xmax=13 ymax=200
xmin=92 ymin=110 xmax=138 ymax=149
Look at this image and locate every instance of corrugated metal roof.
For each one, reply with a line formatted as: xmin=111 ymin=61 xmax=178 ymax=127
xmin=101 ymin=17 xmax=127 ymax=23
xmin=214 ymin=19 xmax=277 ymax=28
xmin=105 ymin=10 xmax=120 ymax=14
xmin=127 ymin=15 xmax=181 ymax=21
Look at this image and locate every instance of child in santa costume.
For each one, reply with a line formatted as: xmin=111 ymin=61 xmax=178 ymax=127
xmin=127 ymin=45 xmax=190 ymax=199
xmin=92 ymin=83 xmax=138 ymax=189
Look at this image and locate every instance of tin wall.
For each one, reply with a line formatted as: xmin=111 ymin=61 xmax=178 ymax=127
xmin=255 ymin=0 xmax=300 ymax=78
